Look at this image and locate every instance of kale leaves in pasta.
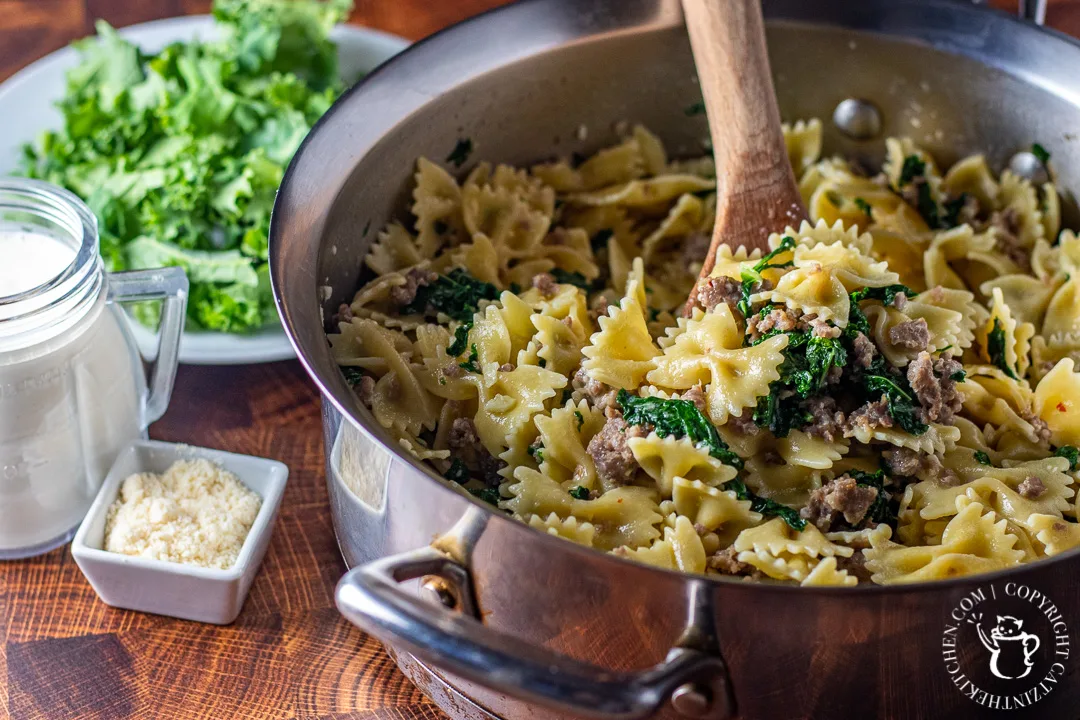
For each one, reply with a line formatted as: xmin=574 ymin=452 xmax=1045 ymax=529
xmin=403 ymin=268 xmax=498 ymax=321
xmin=986 ymin=318 xmax=1019 ymax=380
xmin=330 ymin=119 xmax=1080 ymax=587
xmin=617 ymin=390 xmax=743 ymax=470
xmin=723 ymin=478 xmax=806 ymax=531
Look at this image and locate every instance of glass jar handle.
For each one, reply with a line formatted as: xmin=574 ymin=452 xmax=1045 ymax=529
xmin=106 ymin=267 xmax=189 ymax=425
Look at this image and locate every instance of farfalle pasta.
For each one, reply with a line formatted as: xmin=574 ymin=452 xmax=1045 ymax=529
xmin=328 ymin=123 xmax=1080 ymax=585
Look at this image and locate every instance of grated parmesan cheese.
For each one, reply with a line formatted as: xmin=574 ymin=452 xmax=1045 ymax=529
xmin=104 ymin=459 xmax=262 ymax=570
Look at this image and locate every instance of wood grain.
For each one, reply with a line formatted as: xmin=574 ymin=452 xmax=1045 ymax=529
xmin=682 ymin=0 xmax=805 ymax=264
xmin=0 ymin=2 xmax=510 ymax=716
xmin=4 ymin=1 xmax=1080 ymax=719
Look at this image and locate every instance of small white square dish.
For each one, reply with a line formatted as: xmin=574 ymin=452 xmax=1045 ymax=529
xmin=72 ymin=439 xmax=288 ymax=625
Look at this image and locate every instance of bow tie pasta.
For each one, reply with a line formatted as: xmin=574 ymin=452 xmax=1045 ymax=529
xmin=328 ymin=121 xmax=1080 ymax=585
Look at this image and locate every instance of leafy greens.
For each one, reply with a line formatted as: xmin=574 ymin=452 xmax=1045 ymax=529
xmin=20 ymin=0 xmax=355 ymax=332
xmin=723 ymin=479 xmax=806 ymax=531
xmin=403 ymin=268 xmax=499 ymax=322
xmin=616 ymin=390 xmax=743 ymax=470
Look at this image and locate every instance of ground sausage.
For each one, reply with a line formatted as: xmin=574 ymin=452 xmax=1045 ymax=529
xmin=1025 ymin=412 xmax=1052 ymax=446
xmin=681 ymin=384 xmax=708 ymax=413
xmin=1018 ymin=475 xmax=1047 ymax=499
xmin=808 ymin=316 xmax=841 ymax=339
xmin=449 ymin=417 xmax=480 ymax=450
xmin=747 ymin=307 xmax=803 ymax=343
xmin=907 ymin=351 xmax=962 ymax=424
xmin=389 ymin=268 xmax=438 ymax=308
xmin=333 ymin=303 xmax=354 ymax=326
xmin=443 ymin=362 xmax=465 ymax=379
xmin=478 ymin=454 xmax=508 ymax=487
xmin=853 ymin=332 xmax=877 ymax=368
xmin=587 ymin=413 xmax=645 ymax=486
xmin=885 ymin=448 xmax=961 ymax=486
xmin=693 ymin=276 xmax=744 ymax=316
xmin=357 ymin=375 xmax=375 ymax=406
xmin=532 ymin=272 xmax=558 ymax=298
xmin=804 ymin=396 xmax=845 ymax=443
xmin=988 ymin=207 xmax=1031 ymax=272
xmin=727 ymin=410 xmax=760 ymax=436
xmin=891 ymin=292 xmax=908 ymax=310
xmin=884 ymin=447 xmax=922 ymax=476
xmin=572 ymin=366 xmax=617 ymax=411
xmin=846 ymin=395 xmax=894 ymax=432
xmin=498 ymin=363 xmax=514 ymax=372
xmin=836 ymin=552 xmax=872 ymax=583
xmin=707 ymin=547 xmax=757 ymax=577
xmin=889 ymin=318 xmax=930 ymax=351
xmin=800 ymin=475 xmax=879 ymax=530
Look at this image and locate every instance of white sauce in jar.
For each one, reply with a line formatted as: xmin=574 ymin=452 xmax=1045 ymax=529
xmin=0 ymin=230 xmax=74 ymax=297
xmin=0 ymin=227 xmax=144 ymax=556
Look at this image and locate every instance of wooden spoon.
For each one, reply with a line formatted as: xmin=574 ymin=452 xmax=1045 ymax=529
xmin=681 ymin=0 xmax=807 ymax=279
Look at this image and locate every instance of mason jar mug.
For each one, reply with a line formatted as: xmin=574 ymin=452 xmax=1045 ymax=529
xmin=0 ymin=178 xmax=187 ymax=559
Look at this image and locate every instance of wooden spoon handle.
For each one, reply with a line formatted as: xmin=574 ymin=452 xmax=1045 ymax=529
xmin=682 ymin=0 xmax=807 ymax=273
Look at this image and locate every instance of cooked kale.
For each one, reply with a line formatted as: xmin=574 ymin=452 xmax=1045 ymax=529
xmin=849 ymin=284 xmax=913 ymax=307
xmin=527 ymin=443 xmax=545 ymax=464
xmin=736 ymin=235 xmax=796 ymax=317
xmin=538 ymin=358 xmax=547 ymax=368
xmin=469 ymin=487 xmax=501 ymax=505
xmin=950 ymin=368 xmax=967 ymax=383
xmin=1032 ymin=143 xmax=1051 ymax=166
xmin=862 ymin=372 xmax=929 ymax=436
xmin=845 ymin=284 xmax=913 ymax=340
xmin=340 ymin=366 xmax=366 ymax=386
xmin=446 ymin=137 xmax=473 ymax=167
xmin=943 ymin=193 xmax=968 ymax=228
xmin=561 ymin=388 xmax=573 ymax=405
xmin=724 ymin=478 xmax=807 ymax=531
xmin=447 ymin=321 xmax=472 ymax=357
xmin=973 ymin=450 xmax=993 ymax=466
xmin=899 ymin=154 xmax=926 ymax=185
xmin=1053 ymin=445 xmax=1080 ymax=471
xmin=752 ymin=391 xmax=813 ymax=438
xmin=568 ymin=486 xmax=591 ymax=500
xmin=616 ymin=389 xmax=743 ymax=470
xmin=854 ymin=197 xmax=873 ymax=219
xmin=551 ymin=268 xmax=592 ymax=290
xmin=444 ymin=458 xmax=470 ymax=484
xmin=987 ymin=318 xmax=1019 ymax=380
xmin=849 ymin=469 xmax=896 ymax=526
xmin=403 ymin=268 xmax=498 ymax=322
xmin=750 ymin=327 xmax=846 ymax=437
xmin=574 ymin=410 xmax=585 ymax=431
xmin=459 ymin=344 xmax=480 ymax=373
xmin=914 ymin=182 xmax=940 ymax=228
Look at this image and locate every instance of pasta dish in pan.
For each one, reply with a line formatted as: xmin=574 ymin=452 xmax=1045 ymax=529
xmin=329 ymin=120 xmax=1080 ymax=585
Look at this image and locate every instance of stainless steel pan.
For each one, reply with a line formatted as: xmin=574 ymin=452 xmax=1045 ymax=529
xmin=269 ymin=1 xmax=1080 ymax=718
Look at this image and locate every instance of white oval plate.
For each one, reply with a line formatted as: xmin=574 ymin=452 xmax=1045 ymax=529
xmin=0 ymin=16 xmax=408 ymax=365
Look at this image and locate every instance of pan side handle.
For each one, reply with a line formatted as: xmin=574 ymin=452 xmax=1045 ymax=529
xmin=336 ymin=546 xmax=734 ymax=720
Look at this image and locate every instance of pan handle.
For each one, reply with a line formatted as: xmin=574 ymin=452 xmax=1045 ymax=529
xmin=336 ymin=546 xmax=734 ymax=720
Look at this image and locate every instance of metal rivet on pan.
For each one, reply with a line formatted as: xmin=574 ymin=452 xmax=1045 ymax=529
xmin=420 ymin=577 xmax=457 ymax=609
xmin=833 ymin=98 xmax=882 ymax=140
xmin=1007 ymin=151 xmax=1051 ymax=185
xmin=671 ymin=683 xmax=713 ymax=718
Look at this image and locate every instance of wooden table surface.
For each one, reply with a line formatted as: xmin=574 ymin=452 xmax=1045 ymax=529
xmin=3 ymin=1 xmax=1080 ymax=719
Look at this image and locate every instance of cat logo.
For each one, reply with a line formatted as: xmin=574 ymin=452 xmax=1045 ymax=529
xmin=975 ymin=615 xmax=1041 ymax=681
xmin=942 ymin=582 xmax=1070 ymax=710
